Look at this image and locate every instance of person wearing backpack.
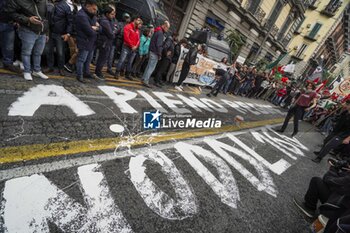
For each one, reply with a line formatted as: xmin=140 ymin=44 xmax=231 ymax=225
xmin=174 ymin=43 xmax=200 ymax=91
xmin=94 ymin=6 xmax=115 ymax=80
xmin=45 ymin=0 xmax=73 ymax=76
xmin=5 ymin=0 xmax=50 ymax=81
xmin=141 ymin=20 xmax=170 ymax=88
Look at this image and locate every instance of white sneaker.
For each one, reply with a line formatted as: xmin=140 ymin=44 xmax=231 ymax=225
xmin=175 ymin=86 xmax=183 ymax=91
xmin=32 ymin=71 xmax=49 ymax=79
xmin=23 ymin=72 xmax=33 ymax=81
xmin=13 ymin=60 xmax=24 ymax=70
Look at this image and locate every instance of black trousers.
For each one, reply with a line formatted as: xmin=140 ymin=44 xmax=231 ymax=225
xmin=95 ymin=45 xmax=111 ymax=76
xmin=304 ymin=177 xmax=331 ymax=210
xmin=210 ymin=76 xmax=227 ymax=96
xmin=177 ymin=62 xmax=191 ymax=86
xmin=155 ymin=58 xmax=171 ymax=84
xmin=280 ymin=105 xmax=306 ymax=135
xmin=318 ymin=133 xmax=347 ymax=159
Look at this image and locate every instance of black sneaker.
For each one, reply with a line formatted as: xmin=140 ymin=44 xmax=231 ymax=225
xmin=64 ymin=63 xmax=74 ymax=73
xmin=313 ymin=151 xmax=320 ymax=156
xmin=142 ymin=82 xmax=152 ymax=88
xmin=206 ymin=93 xmax=212 ymax=97
xmin=154 ymin=82 xmax=162 ymax=88
xmin=311 ymin=157 xmax=322 ymax=163
xmin=274 ymin=128 xmax=284 ymax=133
xmin=84 ymin=74 xmax=96 ymax=79
xmin=125 ymin=76 xmax=133 ymax=81
xmin=293 ymin=197 xmax=315 ymax=218
xmin=4 ymin=64 xmax=21 ymax=73
xmin=114 ymin=71 xmax=120 ymax=79
xmin=107 ymin=69 xmax=114 ymax=76
xmin=77 ymin=76 xmax=85 ymax=83
xmin=95 ymin=74 xmax=105 ymax=81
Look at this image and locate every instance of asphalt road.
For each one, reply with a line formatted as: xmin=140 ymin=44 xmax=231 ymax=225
xmin=0 ymin=70 xmax=329 ymax=233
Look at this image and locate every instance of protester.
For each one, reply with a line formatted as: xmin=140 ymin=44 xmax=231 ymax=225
xmin=114 ymin=15 xmax=142 ymax=81
xmin=115 ymin=12 xmax=130 ymax=60
xmin=174 ymin=43 xmax=200 ymax=91
xmin=5 ymin=0 xmax=50 ymax=80
xmin=207 ymin=64 xmax=230 ymax=97
xmin=94 ymin=6 xmax=116 ymax=80
xmin=75 ymin=0 xmax=100 ymax=83
xmin=312 ymin=100 xmax=350 ymax=163
xmin=64 ymin=0 xmax=81 ymax=73
xmin=293 ymin=158 xmax=350 ymax=218
xmin=0 ymin=0 xmax=20 ymax=73
xmin=277 ymin=82 xmax=317 ymax=137
xmin=46 ymin=0 xmax=74 ymax=76
xmin=272 ymin=84 xmax=287 ymax=105
xmin=131 ymin=26 xmax=152 ymax=78
xmin=223 ymin=61 xmax=236 ymax=95
xmin=142 ymin=20 xmax=170 ymax=88
xmin=153 ymin=32 xmax=178 ymax=87
xmin=166 ymin=38 xmax=187 ymax=83
xmin=105 ymin=4 xmax=118 ymax=75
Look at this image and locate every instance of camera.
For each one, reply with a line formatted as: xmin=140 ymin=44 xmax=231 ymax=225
xmin=328 ymin=158 xmax=350 ymax=171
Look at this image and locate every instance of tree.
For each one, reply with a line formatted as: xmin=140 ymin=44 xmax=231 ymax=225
xmin=226 ymin=29 xmax=246 ymax=61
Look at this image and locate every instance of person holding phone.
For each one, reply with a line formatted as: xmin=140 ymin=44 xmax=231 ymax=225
xmin=5 ymin=0 xmax=50 ymax=81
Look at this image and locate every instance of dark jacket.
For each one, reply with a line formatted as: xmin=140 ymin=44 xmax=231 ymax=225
xmin=75 ymin=7 xmax=98 ymax=51
xmin=0 ymin=0 xmax=11 ymax=23
xmin=149 ymin=26 xmax=165 ymax=58
xmin=172 ymin=43 xmax=181 ymax=64
xmin=51 ymin=0 xmax=73 ymax=35
xmin=184 ymin=46 xmax=198 ymax=65
xmin=162 ymin=36 xmax=174 ymax=58
xmin=333 ymin=111 xmax=350 ymax=136
xmin=97 ymin=15 xmax=114 ymax=48
xmin=5 ymin=0 xmax=49 ymax=34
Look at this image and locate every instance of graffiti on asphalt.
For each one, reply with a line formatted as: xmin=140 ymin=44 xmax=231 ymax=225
xmin=1 ymin=127 xmax=308 ymax=232
xmin=8 ymin=85 xmax=283 ymax=116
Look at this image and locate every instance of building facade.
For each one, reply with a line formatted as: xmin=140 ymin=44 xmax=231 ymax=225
xmin=162 ymin=0 xmax=308 ymax=64
xmin=286 ymin=0 xmax=350 ymax=78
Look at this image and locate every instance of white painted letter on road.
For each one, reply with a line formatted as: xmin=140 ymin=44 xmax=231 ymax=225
xmin=8 ymin=85 xmax=95 ymax=116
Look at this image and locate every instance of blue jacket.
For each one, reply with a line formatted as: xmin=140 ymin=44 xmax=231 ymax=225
xmin=149 ymin=26 xmax=165 ymax=58
xmin=51 ymin=0 xmax=73 ymax=35
xmin=139 ymin=34 xmax=150 ymax=56
xmin=75 ymin=7 xmax=98 ymax=51
xmin=97 ymin=15 xmax=114 ymax=48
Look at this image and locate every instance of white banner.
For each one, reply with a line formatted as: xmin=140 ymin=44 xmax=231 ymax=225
xmin=171 ymin=48 xmax=219 ymax=86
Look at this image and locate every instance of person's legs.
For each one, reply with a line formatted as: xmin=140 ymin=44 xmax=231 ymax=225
xmin=279 ymin=106 xmax=296 ymax=132
xmin=83 ymin=50 xmax=94 ymax=76
xmin=0 ymin=23 xmax=15 ymax=67
xmin=292 ymin=105 xmax=305 ymax=136
xmin=176 ymin=62 xmax=191 ymax=86
xmin=95 ymin=46 xmax=110 ymax=76
xmin=76 ymin=50 xmax=89 ymax=78
xmin=304 ymin=177 xmax=331 ymax=210
xmin=53 ymin=33 xmax=65 ymax=70
xmin=115 ymin=45 xmax=130 ymax=73
xmin=46 ymin=35 xmax=55 ymax=69
xmin=18 ymin=28 xmax=37 ymax=73
xmin=213 ymin=78 xmax=227 ymax=96
xmin=107 ymin=45 xmax=115 ymax=72
xmin=32 ymin=35 xmax=47 ymax=73
xmin=68 ymin=37 xmax=78 ymax=65
xmin=126 ymin=51 xmax=136 ymax=74
xmin=223 ymin=78 xmax=232 ymax=94
xmin=166 ymin=62 xmax=176 ymax=82
xmin=316 ymin=135 xmax=345 ymax=159
xmin=142 ymin=52 xmax=159 ymax=85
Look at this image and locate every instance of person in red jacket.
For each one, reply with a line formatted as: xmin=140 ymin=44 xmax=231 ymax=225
xmin=114 ymin=15 xmax=141 ymax=80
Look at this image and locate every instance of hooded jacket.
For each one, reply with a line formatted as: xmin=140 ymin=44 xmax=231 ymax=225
xmin=123 ymin=22 xmax=140 ymax=49
xmin=149 ymin=26 xmax=165 ymax=58
xmin=5 ymin=0 xmax=49 ymax=34
xmin=97 ymin=15 xmax=115 ymax=48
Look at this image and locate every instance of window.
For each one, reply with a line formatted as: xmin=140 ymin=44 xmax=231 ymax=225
xmin=264 ymin=52 xmax=273 ymax=62
xmin=294 ymin=18 xmax=305 ymax=33
xmin=308 ymin=23 xmax=322 ymax=39
xmin=247 ymin=0 xmax=262 ymax=14
xmin=278 ymin=15 xmax=293 ymax=40
xmin=266 ymin=0 xmax=283 ymax=29
xmin=296 ymin=44 xmax=308 ymax=57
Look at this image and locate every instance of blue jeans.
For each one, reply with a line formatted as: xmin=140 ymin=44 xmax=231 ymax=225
xmin=76 ymin=49 xmax=94 ymax=77
xmin=18 ymin=28 xmax=46 ymax=73
xmin=0 ymin=23 xmax=15 ymax=66
xmin=142 ymin=52 xmax=159 ymax=84
xmin=107 ymin=45 xmax=115 ymax=71
xmin=115 ymin=45 xmax=136 ymax=73
xmin=47 ymin=33 xmax=66 ymax=69
xmin=223 ymin=78 xmax=233 ymax=94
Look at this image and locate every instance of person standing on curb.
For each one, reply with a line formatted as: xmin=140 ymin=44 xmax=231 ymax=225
xmin=5 ymin=0 xmax=50 ymax=81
